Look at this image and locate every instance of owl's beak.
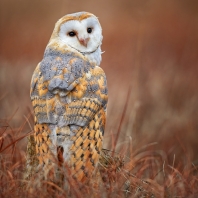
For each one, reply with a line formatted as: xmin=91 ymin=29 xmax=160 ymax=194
xmin=78 ymin=37 xmax=90 ymax=47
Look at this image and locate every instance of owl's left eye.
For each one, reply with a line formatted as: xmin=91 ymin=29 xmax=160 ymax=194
xmin=87 ymin=28 xmax=92 ymax=33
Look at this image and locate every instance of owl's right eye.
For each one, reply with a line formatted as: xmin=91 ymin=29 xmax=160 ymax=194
xmin=68 ymin=31 xmax=76 ymax=37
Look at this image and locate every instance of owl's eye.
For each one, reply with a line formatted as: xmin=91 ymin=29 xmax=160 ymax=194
xmin=68 ymin=31 xmax=76 ymax=37
xmin=87 ymin=28 xmax=92 ymax=33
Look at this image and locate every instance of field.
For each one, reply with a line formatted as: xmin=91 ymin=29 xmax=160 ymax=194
xmin=1 ymin=0 xmax=198 ymax=197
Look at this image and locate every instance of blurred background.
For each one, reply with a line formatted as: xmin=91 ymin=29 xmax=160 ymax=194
xmin=1 ymin=0 xmax=198 ymax=163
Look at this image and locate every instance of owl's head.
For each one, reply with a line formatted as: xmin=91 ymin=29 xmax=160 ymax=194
xmin=49 ymin=12 xmax=103 ymax=55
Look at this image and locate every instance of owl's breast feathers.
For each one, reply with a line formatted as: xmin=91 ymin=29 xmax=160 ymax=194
xmin=30 ymin=47 xmax=108 ymax=130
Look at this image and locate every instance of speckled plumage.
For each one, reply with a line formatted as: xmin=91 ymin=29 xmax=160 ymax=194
xmin=26 ymin=12 xmax=108 ymax=182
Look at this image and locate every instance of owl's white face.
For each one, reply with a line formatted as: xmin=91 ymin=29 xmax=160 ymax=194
xmin=58 ymin=15 xmax=103 ymax=54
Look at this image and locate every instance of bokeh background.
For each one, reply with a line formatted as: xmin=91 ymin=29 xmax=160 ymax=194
xmin=1 ymin=0 xmax=198 ymax=163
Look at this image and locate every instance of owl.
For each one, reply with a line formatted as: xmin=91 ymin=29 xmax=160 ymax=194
xmin=27 ymin=12 xmax=108 ymax=182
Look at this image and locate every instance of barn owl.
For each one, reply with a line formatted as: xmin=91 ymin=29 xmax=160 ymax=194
xmin=27 ymin=12 xmax=108 ymax=182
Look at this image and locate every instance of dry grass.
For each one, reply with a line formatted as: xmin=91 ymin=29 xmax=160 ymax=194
xmin=0 ymin=98 xmax=198 ymax=198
